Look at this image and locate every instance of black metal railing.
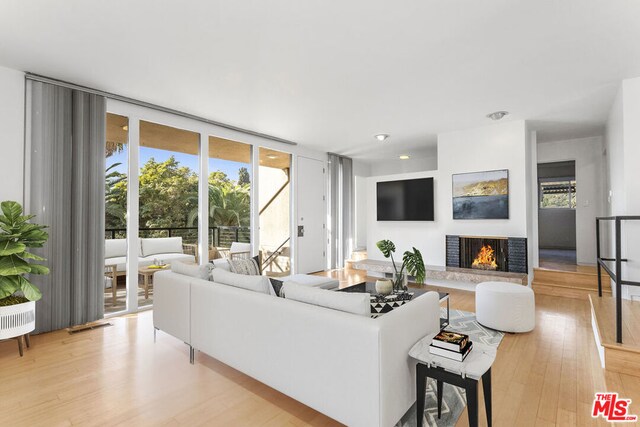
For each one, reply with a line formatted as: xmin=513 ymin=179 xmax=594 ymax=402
xmin=105 ymin=226 xmax=250 ymax=249
xmin=596 ymin=216 xmax=640 ymax=343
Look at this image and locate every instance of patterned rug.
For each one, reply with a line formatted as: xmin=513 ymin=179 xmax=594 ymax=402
xmin=396 ymin=309 xmax=504 ymax=427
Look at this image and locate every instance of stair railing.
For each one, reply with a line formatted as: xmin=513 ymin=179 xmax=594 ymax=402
xmin=595 ymin=216 xmax=640 ymax=343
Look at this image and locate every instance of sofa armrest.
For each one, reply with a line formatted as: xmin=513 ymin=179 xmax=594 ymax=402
xmin=376 ymin=291 xmax=441 ymax=426
xmin=153 ymin=271 xmax=192 ymax=344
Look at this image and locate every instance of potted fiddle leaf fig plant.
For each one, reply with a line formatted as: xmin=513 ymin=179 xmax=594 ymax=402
xmin=0 ymin=201 xmax=49 ymax=354
xmin=376 ymin=239 xmax=426 ymax=292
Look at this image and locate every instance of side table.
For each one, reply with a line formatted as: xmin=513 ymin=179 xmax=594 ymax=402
xmin=409 ymin=333 xmax=496 ymax=427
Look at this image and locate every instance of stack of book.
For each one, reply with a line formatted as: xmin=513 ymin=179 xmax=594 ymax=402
xmin=429 ymin=330 xmax=473 ymax=361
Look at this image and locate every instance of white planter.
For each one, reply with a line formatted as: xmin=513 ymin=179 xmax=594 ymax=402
xmin=0 ymin=300 xmax=36 ymax=340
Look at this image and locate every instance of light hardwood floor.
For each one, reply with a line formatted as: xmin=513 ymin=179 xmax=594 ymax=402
xmin=1 ymin=272 xmax=638 ymax=426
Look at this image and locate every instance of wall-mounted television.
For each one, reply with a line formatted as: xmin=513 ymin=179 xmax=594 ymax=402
xmin=377 ymin=177 xmax=434 ymax=221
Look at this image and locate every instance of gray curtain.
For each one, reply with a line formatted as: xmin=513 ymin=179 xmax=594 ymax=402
xmin=28 ymin=81 xmax=106 ymax=333
xmin=328 ymin=153 xmax=354 ymax=269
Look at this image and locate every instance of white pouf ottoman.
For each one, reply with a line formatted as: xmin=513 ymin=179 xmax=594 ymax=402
xmin=475 ymin=281 xmax=535 ymax=333
xmin=280 ymin=274 xmax=340 ymax=290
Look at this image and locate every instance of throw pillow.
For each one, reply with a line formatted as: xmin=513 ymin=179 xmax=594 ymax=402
xmin=210 ymin=268 xmax=273 ymax=295
xmin=210 ymin=258 xmax=231 ymax=271
xmin=171 ymin=261 xmax=211 ymax=280
xmin=228 ymin=257 xmax=260 ymax=276
xmin=281 ymin=281 xmax=371 ymax=316
xmin=269 ymin=278 xmax=284 ymax=297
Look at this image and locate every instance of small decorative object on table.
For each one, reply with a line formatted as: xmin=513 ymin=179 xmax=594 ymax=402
xmin=370 ymin=291 xmax=414 ymax=318
xmin=375 ymin=239 xmax=426 ymax=291
xmin=429 ymin=330 xmax=473 ymax=362
xmin=374 ymin=279 xmax=393 ymax=295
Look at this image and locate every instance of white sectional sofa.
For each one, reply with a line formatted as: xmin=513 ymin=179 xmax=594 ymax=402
xmin=104 ymin=237 xmax=196 ymax=273
xmin=153 ymin=270 xmax=441 ymax=427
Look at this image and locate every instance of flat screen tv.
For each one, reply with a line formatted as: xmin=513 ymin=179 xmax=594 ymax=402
xmin=377 ymin=177 xmax=434 ymax=221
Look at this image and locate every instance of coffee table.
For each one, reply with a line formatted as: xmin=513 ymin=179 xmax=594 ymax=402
xmin=338 ymin=281 xmax=449 ymax=327
xmin=138 ymin=266 xmax=169 ymax=299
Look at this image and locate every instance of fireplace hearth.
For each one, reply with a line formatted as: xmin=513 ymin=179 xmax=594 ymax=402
xmin=446 ymin=235 xmax=527 ymax=274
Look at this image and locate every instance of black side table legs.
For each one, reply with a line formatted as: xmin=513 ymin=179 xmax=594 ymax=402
xmin=416 ymin=364 xmax=492 ymax=427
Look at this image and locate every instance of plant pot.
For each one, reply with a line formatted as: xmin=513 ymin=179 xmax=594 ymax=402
xmin=393 ymin=272 xmax=408 ymax=292
xmin=0 ymin=300 xmax=36 ymax=340
xmin=375 ymin=279 xmax=393 ymax=296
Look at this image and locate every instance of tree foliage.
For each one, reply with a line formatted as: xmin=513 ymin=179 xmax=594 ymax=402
xmin=105 ymin=157 xmax=251 ymax=232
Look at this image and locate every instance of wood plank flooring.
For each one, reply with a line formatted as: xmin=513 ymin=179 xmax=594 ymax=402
xmin=1 ymin=270 xmax=639 ymax=426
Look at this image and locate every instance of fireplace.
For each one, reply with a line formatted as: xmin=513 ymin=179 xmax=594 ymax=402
xmin=460 ymin=237 xmax=508 ymax=272
xmin=446 ymin=235 xmax=527 ymax=274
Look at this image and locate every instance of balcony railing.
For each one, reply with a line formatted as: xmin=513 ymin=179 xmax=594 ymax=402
xmin=105 ymin=226 xmax=250 ymax=249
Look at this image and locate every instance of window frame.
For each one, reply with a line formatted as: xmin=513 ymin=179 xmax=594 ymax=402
xmin=538 ymin=176 xmax=576 ymax=210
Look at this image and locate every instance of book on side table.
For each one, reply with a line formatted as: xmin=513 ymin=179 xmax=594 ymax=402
xmin=429 ymin=330 xmax=473 ymax=362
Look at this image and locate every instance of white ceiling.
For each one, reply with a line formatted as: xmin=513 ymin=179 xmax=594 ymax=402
xmin=1 ymin=1 xmax=639 ymax=160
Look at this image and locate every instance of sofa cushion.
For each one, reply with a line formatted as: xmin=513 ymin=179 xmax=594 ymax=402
xmin=210 ymin=269 xmax=273 ymax=295
xmin=230 ymin=242 xmax=251 ymax=255
xmin=171 ymin=261 xmax=211 ymax=280
xmin=228 ymin=257 xmax=260 ymax=276
xmin=104 ymin=256 xmax=127 ymax=272
xmin=105 ymin=239 xmax=127 ymax=259
xmin=141 ymin=237 xmax=183 ymax=257
xmin=282 ymin=281 xmax=371 ymax=316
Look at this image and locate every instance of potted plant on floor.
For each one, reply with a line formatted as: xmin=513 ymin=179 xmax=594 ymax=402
xmin=376 ymin=239 xmax=426 ymax=292
xmin=0 ymin=201 xmax=49 ymax=356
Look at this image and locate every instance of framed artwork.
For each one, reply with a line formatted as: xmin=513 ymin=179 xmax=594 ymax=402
xmin=452 ymin=169 xmax=509 ymax=219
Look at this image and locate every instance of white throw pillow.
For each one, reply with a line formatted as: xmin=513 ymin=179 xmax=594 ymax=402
xmin=171 ymin=261 xmax=211 ymax=280
xmin=282 ymin=281 xmax=371 ymax=316
xmin=210 ymin=268 xmax=273 ymax=295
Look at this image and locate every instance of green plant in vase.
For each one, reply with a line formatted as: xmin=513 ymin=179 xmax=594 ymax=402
xmin=376 ymin=239 xmax=426 ymax=292
xmin=0 ymin=201 xmax=49 ymax=305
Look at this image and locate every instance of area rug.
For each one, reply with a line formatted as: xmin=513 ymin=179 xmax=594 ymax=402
xmin=395 ymin=309 xmax=504 ymax=427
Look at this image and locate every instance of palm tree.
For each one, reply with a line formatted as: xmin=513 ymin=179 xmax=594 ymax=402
xmin=187 ymin=183 xmax=250 ymax=228
xmin=105 ymin=163 xmax=127 ymax=230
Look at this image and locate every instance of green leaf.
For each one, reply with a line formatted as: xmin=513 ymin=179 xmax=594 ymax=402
xmin=376 ymin=240 xmax=396 ymax=258
xmin=0 ymin=254 xmax=31 ymax=276
xmin=28 ymin=264 xmax=50 ymax=275
xmin=19 ymin=276 xmax=42 ymax=301
xmin=403 ymin=247 xmax=426 ymax=284
xmin=0 ymin=201 xmax=23 ymax=224
xmin=0 ymin=276 xmax=20 ymax=298
xmin=0 ymin=240 xmax=26 ymax=256
xmin=22 ymin=251 xmax=46 ymax=261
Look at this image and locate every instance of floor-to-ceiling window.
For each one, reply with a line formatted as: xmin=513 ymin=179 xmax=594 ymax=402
xmin=104 ymin=100 xmax=296 ymax=314
xmin=259 ymin=148 xmax=292 ymax=276
xmin=104 ymin=113 xmax=129 ymax=314
xmin=138 ymin=120 xmax=200 ymax=308
xmin=208 ymin=136 xmax=252 ymax=257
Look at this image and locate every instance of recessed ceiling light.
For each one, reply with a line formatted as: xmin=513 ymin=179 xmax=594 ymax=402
xmin=374 ymin=134 xmax=390 ymax=141
xmin=486 ymin=111 xmax=509 ymax=121
xmin=266 ymin=154 xmax=278 ymax=159
xmin=122 ymin=125 xmax=129 ymax=131
xmin=399 ymin=155 xmax=410 ymax=160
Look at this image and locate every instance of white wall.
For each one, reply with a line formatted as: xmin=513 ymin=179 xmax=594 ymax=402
xmin=369 ymin=154 xmax=437 ymax=177
xmin=0 ymin=65 xmax=25 ymax=203
xmin=605 ymin=77 xmax=640 ymax=300
xmin=537 ymin=136 xmax=604 ymax=264
xmin=366 ymin=120 xmax=530 ymax=270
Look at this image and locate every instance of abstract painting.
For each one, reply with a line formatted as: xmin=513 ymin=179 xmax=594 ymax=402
xmin=452 ymin=169 xmax=509 ymax=219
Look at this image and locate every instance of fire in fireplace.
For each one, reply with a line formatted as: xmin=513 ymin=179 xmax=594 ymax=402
xmin=471 ymin=245 xmax=498 ymax=270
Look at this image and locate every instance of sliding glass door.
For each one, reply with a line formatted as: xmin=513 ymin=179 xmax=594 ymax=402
xmin=104 ymin=100 xmax=293 ymax=315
